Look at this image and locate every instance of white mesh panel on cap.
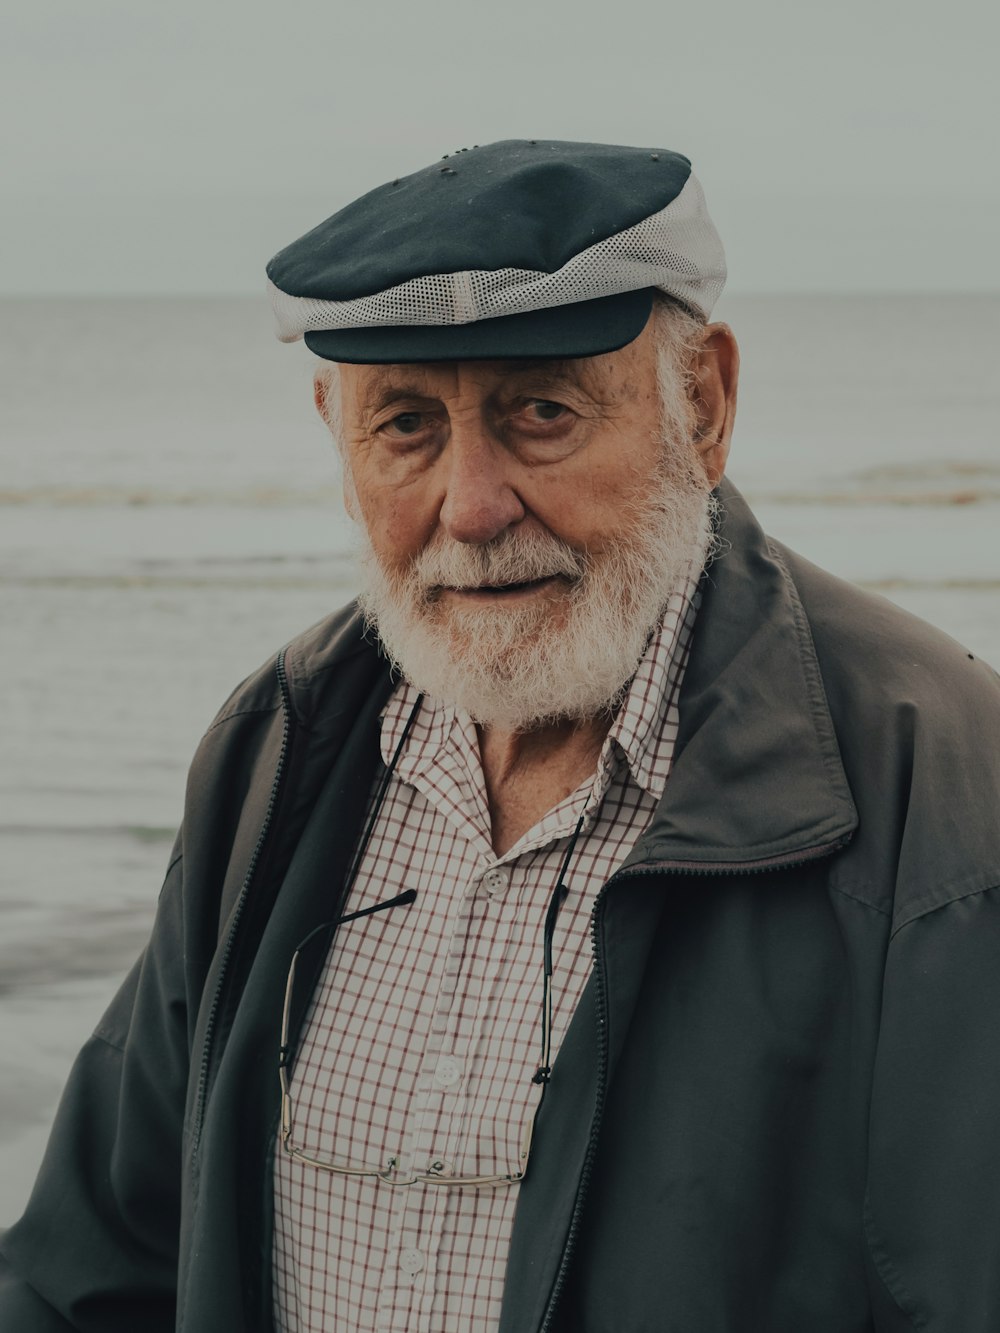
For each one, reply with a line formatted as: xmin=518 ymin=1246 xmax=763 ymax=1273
xmin=269 ymin=174 xmax=725 ymax=343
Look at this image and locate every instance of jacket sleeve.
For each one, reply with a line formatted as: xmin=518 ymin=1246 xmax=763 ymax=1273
xmin=865 ymin=884 xmax=1000 ymax=1331
xmin=0 ymin=852 xmax=192 ymax=1333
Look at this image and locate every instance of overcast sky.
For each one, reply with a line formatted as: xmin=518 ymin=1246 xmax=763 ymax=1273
xmin=2 ymin=0 xmax=997 ymax=296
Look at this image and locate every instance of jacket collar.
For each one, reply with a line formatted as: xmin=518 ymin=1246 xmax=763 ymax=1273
xmin=626 ymin=479 xmax=858 ymax=872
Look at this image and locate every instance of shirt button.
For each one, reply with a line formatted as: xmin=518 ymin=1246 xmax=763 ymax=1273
xmin=483 ymin=867 xmax=509 ymax=896
xmin=434 ymin=1056 xmax=462 ymax=1087
xmin=400 ymin=1247 xmax=425 ymax=1276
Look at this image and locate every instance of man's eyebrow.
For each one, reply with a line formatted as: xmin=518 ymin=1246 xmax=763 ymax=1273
xmin=359 ymin=374 xmax=436 ymax=410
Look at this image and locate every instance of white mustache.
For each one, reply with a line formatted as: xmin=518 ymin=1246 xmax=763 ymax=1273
xmin=412 ymin=530 xmax=586 ymax=593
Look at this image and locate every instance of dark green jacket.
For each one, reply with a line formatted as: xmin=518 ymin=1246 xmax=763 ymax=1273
xmin=3 ymin=483 xmax=1000 ymax=1332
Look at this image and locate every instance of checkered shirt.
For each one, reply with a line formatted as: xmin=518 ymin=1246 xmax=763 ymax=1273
xmin=272 ymin=578 xmax=700 ymax=1332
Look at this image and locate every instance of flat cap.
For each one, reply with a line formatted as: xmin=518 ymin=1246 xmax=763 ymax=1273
xmin=267 ymin=139 xmax=726 ymax=363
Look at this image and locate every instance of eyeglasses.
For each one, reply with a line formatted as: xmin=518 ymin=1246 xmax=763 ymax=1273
xmin=278 ymin=817 xmax=583 ymax=1188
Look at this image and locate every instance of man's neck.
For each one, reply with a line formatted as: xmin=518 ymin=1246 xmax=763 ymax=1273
xmin=476 ymin=714 xmax=615 ymax=857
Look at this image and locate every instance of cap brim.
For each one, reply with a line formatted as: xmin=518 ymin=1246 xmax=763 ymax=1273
xmin=303 ymin=288 xmax=654 ymax=364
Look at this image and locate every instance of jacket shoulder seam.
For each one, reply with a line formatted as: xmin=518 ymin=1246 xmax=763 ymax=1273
xmin=890 ymin=878 xmax=1000 ymax=939
xmin=829 ymin=883 xmax=892 ymax=918
xmin=203 ymin=702 xmax=282 ymax=735
xmin=89 ymin=1027 xmax=129 ymax=1057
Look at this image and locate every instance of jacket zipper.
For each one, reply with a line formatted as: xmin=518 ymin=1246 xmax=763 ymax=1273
xmin=191 ymin=647 xmax=295 ymax=1153
xmin=537 ymin=835 xmax=853 ymax=1332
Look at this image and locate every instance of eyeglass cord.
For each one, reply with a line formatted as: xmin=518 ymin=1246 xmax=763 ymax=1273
xmin=532 ymin=811 xmax=585 ymax=1086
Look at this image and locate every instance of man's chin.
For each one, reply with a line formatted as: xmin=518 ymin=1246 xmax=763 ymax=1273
xmin=435 ymin=596 xmax=568 ymax=638
xmin=406 ymin=618 xmax=558 ymax=687
xmin=368 ymin=610 xmax=636 ymax=731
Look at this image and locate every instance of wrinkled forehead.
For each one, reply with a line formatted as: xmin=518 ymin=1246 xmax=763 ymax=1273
xmin=338 ymin=324 xmax=658 ymax=413
xmin=348 ymin=357 xmax=575 ymax=401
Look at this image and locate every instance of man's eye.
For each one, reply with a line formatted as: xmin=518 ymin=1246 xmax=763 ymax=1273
xmin=522 ymin=399 xmax=568 ymax=423
xmin=386 ymin=412 xmax=426 ymax=436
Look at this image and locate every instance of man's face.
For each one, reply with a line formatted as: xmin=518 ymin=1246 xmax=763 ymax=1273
xmin=332 ymin=317 xmax=723 ymax=729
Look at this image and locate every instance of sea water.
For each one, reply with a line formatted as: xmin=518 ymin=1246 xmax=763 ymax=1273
xmin=1 ymin=294 xmax=998 ymax=1219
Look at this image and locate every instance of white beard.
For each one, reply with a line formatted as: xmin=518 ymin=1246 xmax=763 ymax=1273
xmin=356 ymin=451 xmax=715 ymax=732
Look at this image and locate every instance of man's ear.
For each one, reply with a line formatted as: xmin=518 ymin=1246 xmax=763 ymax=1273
xmin=313 ymin=365 xmax=358 ymax=518
xmin=690 ymin=324 xmax=739 ymax=485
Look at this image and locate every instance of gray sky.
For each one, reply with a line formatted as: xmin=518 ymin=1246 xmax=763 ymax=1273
xmin=2 ymin=0 xmax=998 ymax=295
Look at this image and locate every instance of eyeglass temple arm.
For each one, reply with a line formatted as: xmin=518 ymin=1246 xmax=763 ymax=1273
xmin=338 ymin=888 xmax=416 ymax=925
xmin=280 ymin=889 xmax=419 ymax=1077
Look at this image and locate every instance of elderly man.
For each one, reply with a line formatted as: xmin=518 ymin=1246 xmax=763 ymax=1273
xmin=3 ymin=140 xmax=1000 ymax=1333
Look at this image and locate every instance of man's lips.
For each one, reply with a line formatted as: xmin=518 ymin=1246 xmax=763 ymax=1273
xmin=436 ymin=574 xmax=570 ymax=598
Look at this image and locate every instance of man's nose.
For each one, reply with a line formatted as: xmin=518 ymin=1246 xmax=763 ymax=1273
xmin=437 ymin=427 xmax=525 ymax=545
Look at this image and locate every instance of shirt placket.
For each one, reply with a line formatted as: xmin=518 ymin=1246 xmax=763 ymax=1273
xmin=370 ymin=715 xmax=493 ymax=1332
